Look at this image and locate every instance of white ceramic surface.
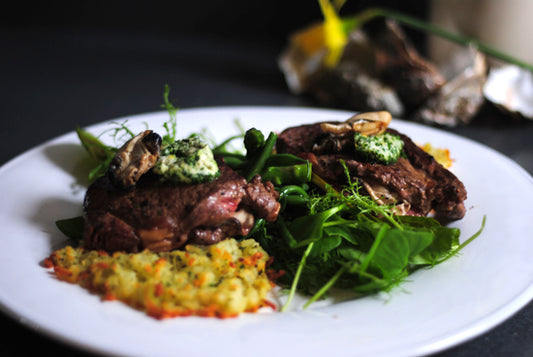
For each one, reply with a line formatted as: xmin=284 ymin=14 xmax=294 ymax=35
xmin=0 ymin=107 xmax=532 ymax=357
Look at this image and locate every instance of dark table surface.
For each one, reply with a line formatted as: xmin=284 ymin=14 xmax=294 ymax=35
xmin=2 ymin=25 xmax=533 ymax=357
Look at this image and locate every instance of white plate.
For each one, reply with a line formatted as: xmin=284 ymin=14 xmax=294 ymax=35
xmin=0 ymin=106 xmax=532 ymax=357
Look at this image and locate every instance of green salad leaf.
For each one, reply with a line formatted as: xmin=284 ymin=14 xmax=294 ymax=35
xmin=219 ymin=134 xmax=485 ymax=311
xmin=55 ymin=216 xmax=85 ymax=241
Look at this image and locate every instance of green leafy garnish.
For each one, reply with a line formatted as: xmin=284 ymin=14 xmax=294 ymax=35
xmin=233 ymin=141 xmax=484 ymax=311
xmin=161 ymin=84 xmax=178 ymax=145
xmin=55 ymin=216 xmax=84 ymax=241
xmin=75 ymin=127 xmax=117 ymax=181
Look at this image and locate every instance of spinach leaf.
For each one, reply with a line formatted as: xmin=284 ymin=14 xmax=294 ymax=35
xmin=251 ymin=159 xmax=484 ymax=310
xmin=55 ymin=216 xmax=84 ymax=241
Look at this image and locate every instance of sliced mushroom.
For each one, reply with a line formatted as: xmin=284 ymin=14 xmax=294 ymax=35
xmin=361 ymin=179 xmax=411 ymax=215
xmin=321 ymin=110 xmax=392 ymax=136
xmin=320 ymin=121 xmax=352 ymax=135
xmin=108 ymin=130 xmax=162 ymax=189
xmin=361 ymin=179 xmax=397 ymax=206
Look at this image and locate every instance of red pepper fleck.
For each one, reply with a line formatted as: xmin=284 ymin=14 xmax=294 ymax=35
xmin=154 ymin=282 xmax=164 ymax=297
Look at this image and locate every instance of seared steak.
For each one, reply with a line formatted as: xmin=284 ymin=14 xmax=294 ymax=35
xmin=83 ymin=162 xmax=280 ymax=253
xmin=276 ymin=122 xmax=467 ymax=220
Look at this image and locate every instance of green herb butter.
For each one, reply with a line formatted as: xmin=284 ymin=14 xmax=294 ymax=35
xmin=354 ymin=132 xmax=404 ymax=164
xmin=153 ymin=137 xmax=220 ymax=184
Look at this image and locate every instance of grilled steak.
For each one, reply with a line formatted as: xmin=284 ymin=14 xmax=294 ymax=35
xmin=83 ymin=162 xmax=280 ymax=253
xmin=276 ymin=122 xmax=467 ymax=220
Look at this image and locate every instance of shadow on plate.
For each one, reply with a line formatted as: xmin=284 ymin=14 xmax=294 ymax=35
xmin=42 ymin=143 xmax=97 ymax=190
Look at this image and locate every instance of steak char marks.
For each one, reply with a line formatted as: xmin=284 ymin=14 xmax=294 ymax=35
xmin=276 ymin=122 xmax=467 ymax=220
xmin=83 ymin=162 xmax=280 ymax=253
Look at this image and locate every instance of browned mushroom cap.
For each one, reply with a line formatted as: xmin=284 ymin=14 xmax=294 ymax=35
xmin=320 ymin=111 xmax=392 ymax=136
xmin=108 ymin=130 xmax=162 ymax=189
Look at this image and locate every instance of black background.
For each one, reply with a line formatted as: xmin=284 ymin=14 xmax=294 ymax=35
xmin=1 ymin=0 xmax=429 ymax=166
xmin=2 ymin=0 xmax=427 ymax=44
